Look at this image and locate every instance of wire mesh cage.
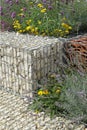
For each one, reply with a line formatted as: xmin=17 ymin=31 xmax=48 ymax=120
xmin=0 ymin=41 xmax=63 ymax=98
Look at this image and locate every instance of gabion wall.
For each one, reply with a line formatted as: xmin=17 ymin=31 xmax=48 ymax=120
xmin=0 ymin=41 xmax=63 ymax=97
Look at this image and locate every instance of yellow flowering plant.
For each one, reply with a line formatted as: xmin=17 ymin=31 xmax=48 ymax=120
xmin=28 ymin=73 xmax=64 ymax=117
xmin=1 ymin=0 xmax=87 ymax=36
xmin=10 ymin=0 xmax=74 ymax=37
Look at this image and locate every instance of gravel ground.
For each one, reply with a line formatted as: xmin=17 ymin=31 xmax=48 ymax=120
xmin=0 ymin=89 xmax=86 ymax=130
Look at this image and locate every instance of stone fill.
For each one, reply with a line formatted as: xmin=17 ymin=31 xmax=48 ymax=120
xmin=0 ymin=31 xmax=63 ymax=97
xmin=0 ymin=89 xmax=85 ymax=130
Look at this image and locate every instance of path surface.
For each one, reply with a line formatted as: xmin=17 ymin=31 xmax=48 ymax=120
xmin=0 ymin=89 xmax=86 ymax=130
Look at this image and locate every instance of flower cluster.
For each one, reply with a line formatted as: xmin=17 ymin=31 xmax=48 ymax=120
xmin=38 ymin=89 xmax=49 ymax=95
xmin=53 ymin=21 xmax=72 ymax=36
xmin=29 ymin=74 xmax=63 ymax=117
xmin=1 ymin=0 xmax=73 ymax=37
xmin=13 ymin=12 xmax=72 ymax=37
xmin=61 ymin=22 xmax=72 ymax=34
xmin=1 ymin=0 xmax=87 ymax=37
xmin=13 ymin=18 xmax=39 ymax=34
xmin=37 ymin=3 xmax=47 ymax=13
xmin=13 ymin=20 xmax=21 ymax=30
xmin=40 ymin=8 xmax=46 ymax=13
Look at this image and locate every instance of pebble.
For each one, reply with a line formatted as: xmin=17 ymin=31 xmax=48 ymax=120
xmin=0 ymin=31 xmax=59 ymax=49
xmin=0 ymin=89 xmax=85 ymax=130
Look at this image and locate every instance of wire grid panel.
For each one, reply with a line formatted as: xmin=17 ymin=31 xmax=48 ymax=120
xmin=0 ymin=42 xmax=62 ymax=97
xmin=0 ymin=45 xmax=33 ymax=97
xmin=32 ymin=43 xmax=61 ymax=79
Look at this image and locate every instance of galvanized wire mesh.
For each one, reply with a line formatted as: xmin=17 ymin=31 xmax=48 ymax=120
xmin=0 ymin=42 xmax=62 ymax=97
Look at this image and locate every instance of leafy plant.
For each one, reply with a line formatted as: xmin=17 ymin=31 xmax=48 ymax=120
xmin=57 ymin=72 xmax=87 ymax=125
xmin=0 ymin=0 xmax=26 ymax=31
xmin=28 ymin=74 xmax=64 ymax=117
xmin=29 ymin=68 xmax=87 ymax=126
xmin=59 ymin=0 xmax=87 ymax=34
xmin=0 ymin=0 xmax=87 ymax=36
xmin=0 ymin=0 xmax=77 ymax=37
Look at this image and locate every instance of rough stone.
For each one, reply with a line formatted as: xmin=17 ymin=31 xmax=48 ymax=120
xmin=0 ymin=31 xmax=63 ymax=97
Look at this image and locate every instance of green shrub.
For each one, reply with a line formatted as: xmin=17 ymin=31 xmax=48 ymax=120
xmin=58 ymin=72 xmax=87 ymax=125
xmin=59 ymin=0 xmax=87 ymax=34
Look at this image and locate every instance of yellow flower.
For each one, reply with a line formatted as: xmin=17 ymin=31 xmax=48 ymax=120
xmin=56 ymin=89 xmax=61 ymax=93
xmin=35 ymin=32 xmax=38 ymax=35
xmin=35 ymin=27 xmax=38 ymax=31
xmin=41 ymin=8 xmax=46 ymax=13
xmin=23 ymin=29 xmax=26 ymax=32
xmin=18 ymin=13 xmax=24 ymax=16
xmin=61 ymin=23 xmax=69 ymax=29
xmin=26 ymin=19 xmax=32 ymax=25
xmin=38 ymin=90 xmax=43 ymax=95
xmin=20 ymin=8 xmax=23 ymax=11
xmin=13 ymin=21 xmax=21 ymax=29
xmin=31 ymin=28 xmax=35 ymax=33
xmin=43 ymin=90 xmax=49 ymax=95
xmin=34 ymin=27 xmax=38 ymax=35
xmin=58 ymin=29 xmax=62 ymax=32
xmin=13 ymin=20 xmax=19 ymax=23
xmin=18 ymin=30 xmax=23 ymax=33
xmin=38 ymin=90 xmax=49 ymax=95
xmin=26 ymin=26 xmax=31 ymax=31
xmin=38 ymin=20 xmax=42 ymax=25
xmin=68 ymin=26 xmax=72 ymax=30
xmin=37 ymin=3 xmax=43 ymax=8
xmin=65 ymin=30 xmax=69 ymax=34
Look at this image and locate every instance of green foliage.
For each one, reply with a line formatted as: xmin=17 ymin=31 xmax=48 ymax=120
xmin=1 ymin=0 xmax=28 ymax=31
xmin=59 ymin=0 xmax=87 ymax=34
xmin=1 ymin=0 xmax=87 ymax=37
xmin=58 ymin=72 xmax=87 ymax=125
xmin=29 ymin=69 xmax=87 ymax=125
xmin=29 ymin=74 xmax=64 ymax=117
